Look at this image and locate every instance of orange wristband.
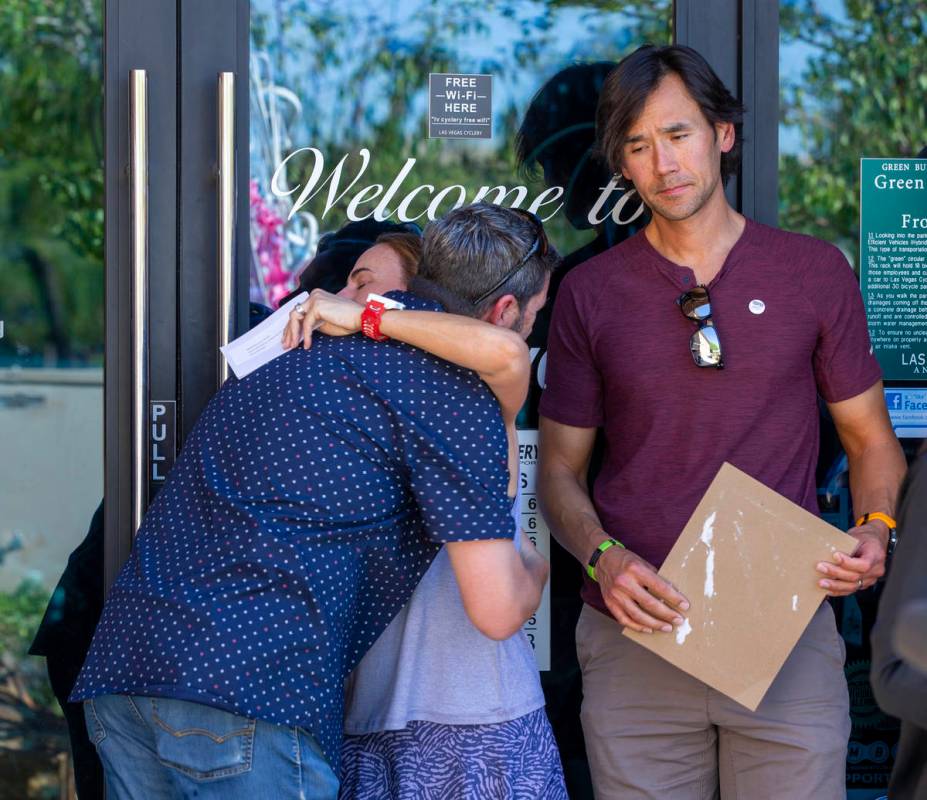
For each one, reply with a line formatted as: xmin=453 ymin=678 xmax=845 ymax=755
xmin=855 ymin=512 xmax=896 ymax=530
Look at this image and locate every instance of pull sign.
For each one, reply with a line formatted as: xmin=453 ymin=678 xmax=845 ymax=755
xmin=150 ymin=401 xmax=176 ymax=482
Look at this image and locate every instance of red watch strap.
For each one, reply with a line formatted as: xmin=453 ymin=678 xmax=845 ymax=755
xmin=361 ymin=300 xmax=389 ymax=341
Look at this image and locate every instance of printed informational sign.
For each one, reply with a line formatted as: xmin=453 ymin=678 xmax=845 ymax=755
xmin=428 ymin=73 xmax=492 ymax=139
xmin=884 ymin=387 xmax=927 ymax=438
xmin=860 ymin=157 xmax=927 ymax=380
xmin=518 ymin=428 xmax=551 ymax=671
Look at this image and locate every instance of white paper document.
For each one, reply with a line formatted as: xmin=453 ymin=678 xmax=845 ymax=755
xmin=220 ymin=292 xmax=308 ymax=379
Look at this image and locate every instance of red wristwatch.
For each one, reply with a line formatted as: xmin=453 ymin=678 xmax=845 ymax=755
xmin=361 ymin=298 xmax=390 ymax=341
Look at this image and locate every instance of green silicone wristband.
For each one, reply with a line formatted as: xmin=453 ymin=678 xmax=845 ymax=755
xmin=586 ymin=538 xmax=625 ymax=582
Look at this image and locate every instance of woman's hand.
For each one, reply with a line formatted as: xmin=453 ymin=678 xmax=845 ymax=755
xmin=282 ymin=289 xmax=364 ymax=350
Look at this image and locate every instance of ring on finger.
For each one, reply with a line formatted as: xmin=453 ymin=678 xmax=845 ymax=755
xmin=294 ymin=303 xmax=306 ymax=315
xmin=857 ymin=578 xmax=863 ymax=590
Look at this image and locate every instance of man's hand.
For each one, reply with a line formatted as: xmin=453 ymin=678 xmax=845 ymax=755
xmin=595 ymin=544 xmax=690 ymax=634
xmin=816 ymin=520 xmax=888 ymax=596
xmin=824 ymin=383 xmax=905 ymax=596
xmin=282 ymin=289 xmax=363 ymax=350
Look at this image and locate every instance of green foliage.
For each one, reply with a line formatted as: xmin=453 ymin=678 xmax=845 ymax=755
xmin=779 ymin=0 xmax=927 ymax=262
xmin=0 ymin=0 xmax=103 ymax=366
xmin=0 ymin=579 xmax=58 ymax=713
xmin=0 ymin=580 xmax=49 ymax=655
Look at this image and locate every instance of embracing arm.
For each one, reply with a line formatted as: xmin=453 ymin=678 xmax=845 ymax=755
xmin=282 ymin=289 xmax=529 ymax=424
xmin=378 ymin=311 xmax=528 ymax=424
xmin=289 ymin=291 xmax=547 ymax=624
xmin=446 ymin=536 xmax=548 ymax=640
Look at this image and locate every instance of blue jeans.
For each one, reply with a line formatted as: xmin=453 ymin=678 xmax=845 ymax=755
xmin=84 ymin=694 xmax=339 ymax=800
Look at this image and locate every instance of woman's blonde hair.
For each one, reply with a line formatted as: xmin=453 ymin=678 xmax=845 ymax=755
xmin=375 ymin=232 xmax=422 ymax=284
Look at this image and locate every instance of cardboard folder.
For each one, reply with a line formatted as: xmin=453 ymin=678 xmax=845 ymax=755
xmin=623 ymin=462 xmax=857 ymax=711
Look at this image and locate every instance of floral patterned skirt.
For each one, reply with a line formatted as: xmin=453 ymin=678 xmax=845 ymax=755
xmin=339 ymin=707 xmax=568 ymax=800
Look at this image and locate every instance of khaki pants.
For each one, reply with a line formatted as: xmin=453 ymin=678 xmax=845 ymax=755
xmin=576 ymin=602 xmax=850 ymax=800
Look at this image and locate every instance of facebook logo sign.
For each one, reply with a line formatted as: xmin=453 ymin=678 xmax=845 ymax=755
xmin=885 ymin=390 xmax=927 ymax=438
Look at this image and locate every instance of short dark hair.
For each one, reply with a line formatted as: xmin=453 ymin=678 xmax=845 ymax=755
xmin=596 ymin=45 xmax=746 ymax=185
xmin=418 ymin=203 xmax=559 ymax=317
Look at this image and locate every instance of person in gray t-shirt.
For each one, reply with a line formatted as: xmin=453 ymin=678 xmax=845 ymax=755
xmin=284 ymin=206 xmax=567 ymax=799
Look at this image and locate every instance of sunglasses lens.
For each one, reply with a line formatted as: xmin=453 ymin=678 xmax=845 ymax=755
xmin=678 ymin=288 xmax=711 ymax=321
xmin=690 ymin=325 xmax=723 ymax=368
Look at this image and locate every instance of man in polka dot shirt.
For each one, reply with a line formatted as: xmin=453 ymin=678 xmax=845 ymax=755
xmin=70 ymin=203 xmax=556 ymax=799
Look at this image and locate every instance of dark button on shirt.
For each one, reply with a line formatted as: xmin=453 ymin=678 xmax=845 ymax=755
xmin=71 ymin=292 xmax=513 ymax=767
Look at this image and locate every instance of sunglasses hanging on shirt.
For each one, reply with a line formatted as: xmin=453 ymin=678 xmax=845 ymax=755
xmin=676 ymin=285 xmax=724 ymax=369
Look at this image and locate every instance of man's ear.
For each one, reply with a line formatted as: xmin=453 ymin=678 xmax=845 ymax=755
xmin=716 ymin=121 xmax=735 ymax=154
xmin=483 ymin=294 xmax=520 ymax=329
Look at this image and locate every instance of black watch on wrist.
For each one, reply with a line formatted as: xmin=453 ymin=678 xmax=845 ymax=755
xmin=886 ymin=525 xmax=898 ymax=559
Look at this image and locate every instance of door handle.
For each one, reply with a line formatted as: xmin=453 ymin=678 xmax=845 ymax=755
xmin=217 ymin=71 xmax=235 ymax=385
xmin=129 ymin=69 xmax=149 ymax=535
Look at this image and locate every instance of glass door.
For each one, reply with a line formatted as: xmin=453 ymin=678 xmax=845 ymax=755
xmin=247 ymin=1 xmax=673 ymax=308
xmin=0 ymin=2 xmax=781 ymax=797
xmin=0 ymin=2 xmax=104 ymax=797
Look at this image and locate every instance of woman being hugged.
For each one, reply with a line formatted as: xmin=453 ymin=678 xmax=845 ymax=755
xmin=284 ymin=207 xmax=567 ymax=799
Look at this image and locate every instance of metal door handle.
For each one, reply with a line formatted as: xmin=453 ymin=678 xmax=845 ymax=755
xmin=130 ymin=69 xmax=149 ymax=535
xmin=217 ymin=72 xmax=235 ymax=385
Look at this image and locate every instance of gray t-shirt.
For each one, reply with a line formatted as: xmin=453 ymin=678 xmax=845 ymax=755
xmin=343 ymin=488 xmax=545 ymax=733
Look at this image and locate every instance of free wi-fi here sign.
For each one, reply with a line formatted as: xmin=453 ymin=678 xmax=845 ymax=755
xmin=428 ymin=73 xmax=492 ymax=139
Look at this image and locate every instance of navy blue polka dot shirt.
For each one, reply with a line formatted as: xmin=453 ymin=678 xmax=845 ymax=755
xmin=70 ymin=292 xmax=514 ymax=768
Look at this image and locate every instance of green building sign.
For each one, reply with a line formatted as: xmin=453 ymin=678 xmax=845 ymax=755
xmin=860 ymin=157 xmax=927 ymax=380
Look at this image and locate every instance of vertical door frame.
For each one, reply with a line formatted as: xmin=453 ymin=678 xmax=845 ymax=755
xmin=103 ymin=0 xmax=178 ymax=589
xmin=674 ymin=0 xmax=779 ymax=226
xmin=103 ymin=0 xmax=249 ymax=590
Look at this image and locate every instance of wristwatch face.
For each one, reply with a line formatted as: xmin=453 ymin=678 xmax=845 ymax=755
xmin=365 ymin=292 xmax=406 ymax=311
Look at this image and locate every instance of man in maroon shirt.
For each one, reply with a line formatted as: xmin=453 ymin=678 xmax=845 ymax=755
xmin=538 ymin=44 xmax=906 ymax=799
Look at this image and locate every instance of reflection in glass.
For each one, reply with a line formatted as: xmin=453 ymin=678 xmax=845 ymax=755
xmin=249 ymin=0 xmax=670 ymax=307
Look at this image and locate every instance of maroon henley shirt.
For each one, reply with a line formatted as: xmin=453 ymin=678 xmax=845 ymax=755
xmin=539 ymin=218 xmax=883 ymax=618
